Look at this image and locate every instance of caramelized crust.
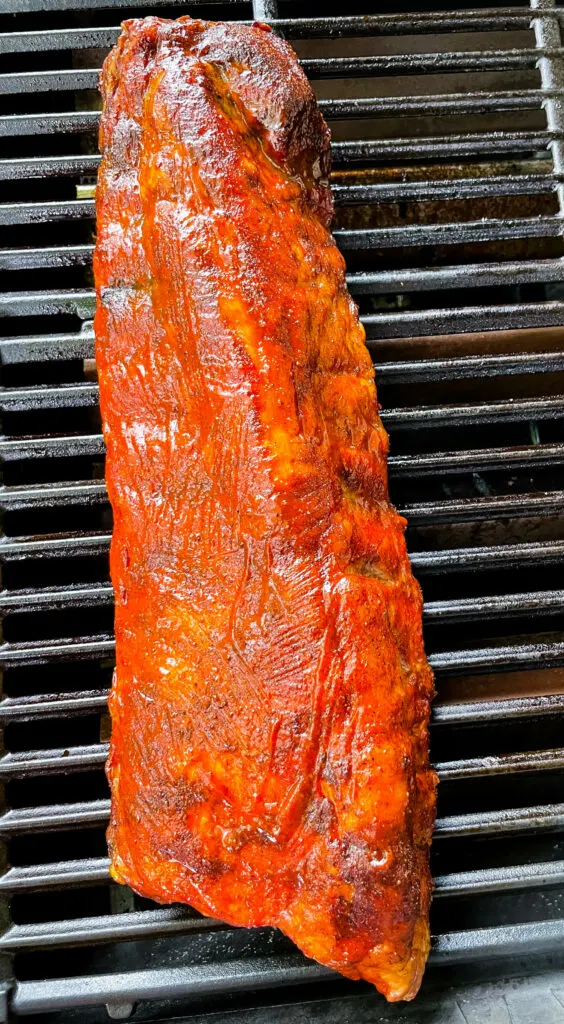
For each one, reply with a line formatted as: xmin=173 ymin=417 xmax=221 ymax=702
xmin=94 ymin=17 xmax=436 ymax=1002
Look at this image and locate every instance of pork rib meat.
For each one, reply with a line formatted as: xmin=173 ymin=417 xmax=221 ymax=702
xmin=94 ymin=16 xmax=436 ymax=1002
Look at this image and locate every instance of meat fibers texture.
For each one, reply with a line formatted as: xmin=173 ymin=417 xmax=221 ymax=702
xmin=94 ymin=17 xmax=437 ymax=1002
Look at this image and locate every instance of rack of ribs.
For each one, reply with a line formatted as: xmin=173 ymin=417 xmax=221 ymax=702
xmin=94 ymin=16 xmax=436 ymax=1002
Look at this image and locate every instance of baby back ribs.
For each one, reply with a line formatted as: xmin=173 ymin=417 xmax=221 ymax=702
xmin=94 ymin=16 xmax=436 ymax=1002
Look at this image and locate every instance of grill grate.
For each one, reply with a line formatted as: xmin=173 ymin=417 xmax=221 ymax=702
xmin=1 ymin=0 xmax=564 ymax=1021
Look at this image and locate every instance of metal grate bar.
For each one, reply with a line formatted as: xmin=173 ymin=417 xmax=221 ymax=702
xmin=0 ymin=689 xmax=561 ymax=728
xmin=382 ymin=396 xmax=564 ymax=429
xmin=0 ymin=583 xmax=112 ymax=611
xmin=252 ymin=1 xmax=277 ymax=19
xmin=2 ymin=91 xmax=561 ymax=137
xmin=2 ymin=855 xmax=562 ymax=898
xmin=333 ymin=134 xmax=556 ymax=163
xmin=0 ymin=908 xmax=224 ymax=952
xmin=3 ymin=579 xmax=562 ymax=621
xmin=0 ymin=156 xmax=100 ymax=181
xmin=0 ymin=27 xmax=120 ymax=53
xmin=2 ymin=798 xmax=561 ymax=840
xmin=436 ymin=749 xmax=564 ymax=781
xmin=2 ymin=634 xmax=564 ymax=674
xmin=2 ymin=535 xmax=562 ymax=572
xmin=2 ymin=182 xmax=559 ymax=225
xmin=0 ymin=383 xmax=98 ymax=411
xmin=9 ymin=197 xmax=563 ymax=237
xmin=403 ymin=491 xmax=564 ymax=524
xmin=0 ymin=246 xmax=94 ymax=272
xmin=0 ymin=435 xmax=105 ymax=461
xmin=432 ymin=919 xmax=564 ymax=964
xmin=4 ymin=742 xmax=560 ymax=782
xmin=10 ymin=920 xmax=564 ymax=1014
xmin=389 ymin=443 xmax=564 ymax=476
xmin=532 ymin=0 xmax=564 ymax=212
xmin=425 ymin=589 xmax=564 ymax=622
xmin=0 ymin=856 xmax=111 ymax=892
xmin=0 ymin=328 xmax=95 ymax=362
xmin=4 ymin=12 xmax=564 ymax=51
xmin=10 ymin=288 xmax=564 ymax=325
xmin=320 ymin=91 xmax=559 ymax=118
xmin=3 ymin=51 xmax=560 ymax=94
xmin=0 ymin=532 xmax=111 ymax=559
xmin=0 ymin=744 xmax=109 ymax=779
xmin=233 ymin=10 xmax=564 ymax=35
xmin=0 ymin=70 xmax=99 ymax=96
xmin=0 ymin=113 xmax=99 ymax=138
xmin=0 ymin=690 xmax=109 ymax=721
xmin=297 ymin=51 xmax=564 ymax=78
xmin=5 ymin=267 xmax=564 ymax=335
xmin=7 ymin=435 xmax=563 ymax=475
xmin=0 ymin=136 xmax=557 ymax=183
xmin=3 ymin=482 xmax=563 ymax=522
xmin=3 ymin=388 xmax=561 ymax=424
xmin=2 ymin=0 xmax=246 ymax=11
xmin=0 ymin=800 xmax=110 ymax=836
xmin=5 ymin=335 xmax=564 ymax=377
xmin=411 ymin=540 xmax=564 ymax=574
xmin=0 ymin=741 xmax=560 ymax=786
xmin=11 ymin=957 xmax=333 ymax=1016
xmin=353 ymin=261 xmax=564 ymax=294
xmin=336 ymin=217 xmax=564 ymax=249
xmin=378 ymin=351 xmax=564 ymax=383
xmin=434 ymin=693 xmax=564 ymax=725
xmin=334 ymin=177 xmax=560 ymax=204
xmin=0 ymin=635 xmax=114 ymax=665
xmin=0 ymin=290 xmax=95 ymax=319
xmin=363 ymin=303 xmax=564 ymax=338
xmin=8 ymin=296 xmax=564 ymax=337
xmin=0 ymin=199 xmax=94 ymax=226
xmin=4 ymin=253 xmax=90 ymax=284
xmin=431 ymin=641 xmax=564 ymax=673
xmin=435 ymin=803 xmax=564 ymax=838
xmin=7 ymin=211 xmax=563 ymax=269
xmin=2 ymin=860 xmax=564 ymax=953
xmin=0 ymin=481 xmax=107 ymax=511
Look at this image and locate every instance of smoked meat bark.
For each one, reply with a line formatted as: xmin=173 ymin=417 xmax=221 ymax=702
xmin=94 ymin=16 xmax=436 ymax=1002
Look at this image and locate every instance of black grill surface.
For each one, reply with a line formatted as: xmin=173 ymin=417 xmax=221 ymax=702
xmin=1 ymin=1 xmax=564 ymax=1022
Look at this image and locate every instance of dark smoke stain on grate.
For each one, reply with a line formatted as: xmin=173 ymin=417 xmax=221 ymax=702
xmin=1 ymin=1 xmax=564 ymax=1021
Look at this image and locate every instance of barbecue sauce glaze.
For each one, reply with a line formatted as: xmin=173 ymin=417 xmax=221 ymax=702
xmin=94 ymin=17 xmax=436 ymax=1002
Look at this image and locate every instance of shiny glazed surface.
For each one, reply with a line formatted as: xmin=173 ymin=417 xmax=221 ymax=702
xmin=94 ymin=17 xmax=436 ymax=1002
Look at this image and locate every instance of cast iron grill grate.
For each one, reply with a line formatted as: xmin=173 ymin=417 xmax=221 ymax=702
xmin=1 ymin=1 xmax=564 ymax=1021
